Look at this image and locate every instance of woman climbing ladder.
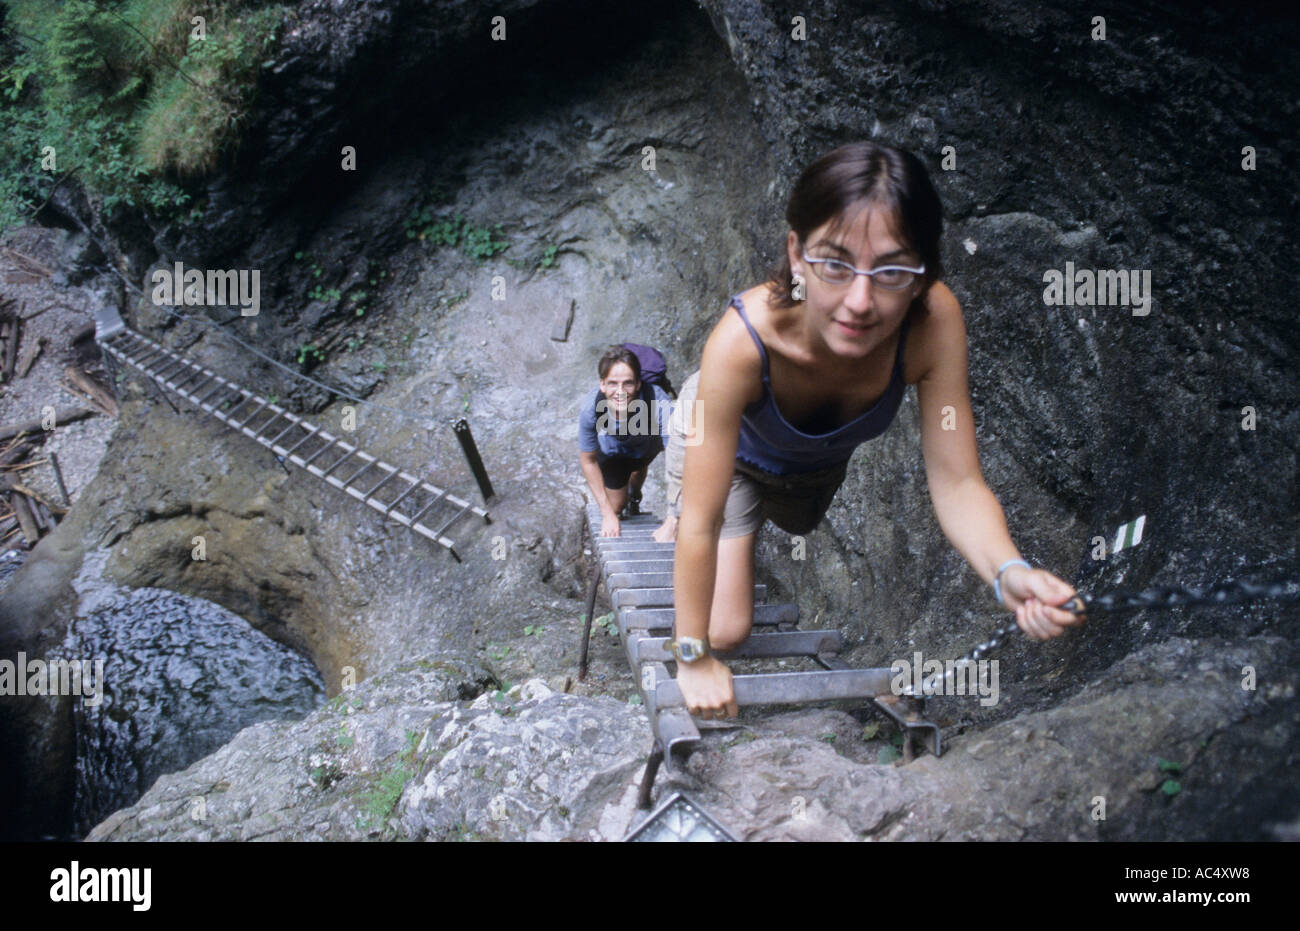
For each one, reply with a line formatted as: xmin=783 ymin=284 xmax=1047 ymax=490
xmin=657 ymin=141 xmax=1086 ymax=719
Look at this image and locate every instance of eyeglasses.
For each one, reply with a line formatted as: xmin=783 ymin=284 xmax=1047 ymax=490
xmin=800 ymin=249 xmax=925 ymax=291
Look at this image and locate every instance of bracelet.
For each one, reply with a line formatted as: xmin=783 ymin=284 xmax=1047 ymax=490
xmin=993 ymin=559 xmax=1032 ymax=606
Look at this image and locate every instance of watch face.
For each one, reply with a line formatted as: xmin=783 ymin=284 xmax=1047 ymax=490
xmin=677 ymin=638 xmax=704 ymax=662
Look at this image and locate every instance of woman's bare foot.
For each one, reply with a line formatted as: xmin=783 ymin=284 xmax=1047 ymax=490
xmin=652 ymin=516 xmax=678 ymax=543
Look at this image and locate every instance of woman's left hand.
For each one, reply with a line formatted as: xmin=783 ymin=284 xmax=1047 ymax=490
xmin=1000 ymin=567 xmax=1086 ymax=640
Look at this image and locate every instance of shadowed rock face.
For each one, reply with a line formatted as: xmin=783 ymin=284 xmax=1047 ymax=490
xmin=2 ymin=0 xmax=1295 ymax=840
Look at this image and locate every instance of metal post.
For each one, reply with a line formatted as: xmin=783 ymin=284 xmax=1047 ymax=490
xmin=451 ymin=418 xmax=494 ymax=504
xmin=637 ymin=743 xmax=665 ymax=809
xmin=579 ymin=569 xmax=600 ymax=681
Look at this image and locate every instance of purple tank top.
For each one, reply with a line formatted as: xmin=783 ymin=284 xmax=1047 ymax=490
xmin=731 ymin=292 xmax=911 ymax=475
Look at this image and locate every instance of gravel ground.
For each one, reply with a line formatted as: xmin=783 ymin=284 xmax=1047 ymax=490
xmin=0 ymin=226 xmax=119 ymax=546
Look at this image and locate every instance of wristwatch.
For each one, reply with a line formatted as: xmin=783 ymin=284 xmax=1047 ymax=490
xmin=667 ymin=636 xmax=710 ymax=663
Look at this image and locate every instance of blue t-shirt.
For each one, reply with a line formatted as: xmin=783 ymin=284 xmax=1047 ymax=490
xmin=579 ymin=383 xmax=672 ymax=459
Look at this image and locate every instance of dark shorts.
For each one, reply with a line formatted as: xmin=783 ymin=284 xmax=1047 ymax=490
xmin=598 ymin=446 xmax=661 ymax=489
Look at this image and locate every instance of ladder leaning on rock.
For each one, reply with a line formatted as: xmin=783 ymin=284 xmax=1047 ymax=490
xmin=92 ymin=305 xmax=490 ymax=561
xmin=577 ymin=500 xmax=942 ymax=809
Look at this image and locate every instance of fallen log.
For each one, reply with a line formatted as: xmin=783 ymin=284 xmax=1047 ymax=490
xmin=2 ymin=316 xmax=17 ymax=381
xmin=8 ymin=478 xmax=67 ymax=515
xmin=62 ymin=365 xmax=118 ymax=417
xmin=3 ymin=247 xmax=53 ymax=277
xmin=15 ymin=334 xmax=44 ymax=378
xmin=0 ymin=438 xmax=33 ymax=467
xmin=0 ymin=406 xmax=94 ymax=440
xmin=3 ymin=479 xmax=39 ymax=545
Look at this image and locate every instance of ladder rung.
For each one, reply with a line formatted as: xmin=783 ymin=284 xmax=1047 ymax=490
xmin=284 ymin=424 xmax=321 ymax=457
xmin=268 ymin=417 xmax=302 ymax=447
xmin=607 ymin=571 xmax=674 ymax=589
xmin=406 ymin=489 xmax=447 ymax=526
xmin=250 ymin=411 xmax=285 ymax=441
xmin=320 ymin=447 xmax=355 ymax=478
xmin=339 ymin=457 xmax=375 ymax=488
xmin=174 ymin=367 xmax=206 ymax=391
xmin=222 ymin=391 xmax=253 ymax=420
xmin=135 ymin=346 xmax=169 ymax=368
xmin=632 ymin=629 xmax=840 ymax=664
xmin=384 ymin=474 xmax=428 ymax=516
xmin=363 ymin=465 xmax=401 ymax=498
xmin=195 ymin=379 xmax=227 ymax=406
xmin=237 ymin=399 xmax=269 ymax=429
xmin=654 ymin=667 xmax=896 ymax=708
xmin=428 ymin=501 xmax=472 ymax=538
xmin=155 ymin=358 xmax=187 ymax=380
xmin=301 ymin=436 xmax=337 ymax=466
xmin=619 ymin=603 xmax=798 ymax=631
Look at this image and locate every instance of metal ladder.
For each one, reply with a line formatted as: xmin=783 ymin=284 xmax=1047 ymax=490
xmin=93 ymin=308 xmax=490 ymax=560
xmin=578 ymin=501 xmax=942 ymax=808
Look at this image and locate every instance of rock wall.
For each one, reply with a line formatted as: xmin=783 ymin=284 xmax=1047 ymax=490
xmin=2 ymin=0 xmax=1295 ymax=840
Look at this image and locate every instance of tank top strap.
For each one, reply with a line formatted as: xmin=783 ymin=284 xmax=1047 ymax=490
xmin=728 ymin=293 xmax=770 ymax=382
xmin=893 ymin=309 xmax=913 ymax=376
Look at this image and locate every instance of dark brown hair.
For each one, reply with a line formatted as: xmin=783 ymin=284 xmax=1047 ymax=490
xmin=765 ymin=141 xmax=944 ymax=315
xmin=597 ymin=345 xmax=642 ymax=382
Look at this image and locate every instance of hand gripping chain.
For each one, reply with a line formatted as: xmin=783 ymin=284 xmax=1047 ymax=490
xmin=909 ymin=575 xmax=1300 ymax=696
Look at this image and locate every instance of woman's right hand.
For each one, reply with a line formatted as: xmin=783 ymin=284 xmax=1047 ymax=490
xmin=600 ymin=512 xmax=621 ymax=537
xmin=676 ymin=654 xmax=739 ymax=719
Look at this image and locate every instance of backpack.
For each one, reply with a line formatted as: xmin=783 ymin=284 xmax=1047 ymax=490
xmin=621 ymin=343 xmax=676 ymax=398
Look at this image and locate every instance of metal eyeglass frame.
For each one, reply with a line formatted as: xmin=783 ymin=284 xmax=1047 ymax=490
xmin=800 ymin=249 xmax=925 ymax=291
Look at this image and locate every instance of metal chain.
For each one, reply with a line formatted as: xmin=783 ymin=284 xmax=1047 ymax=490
xmin=909 ymin=575 xmax=1300 ymax=694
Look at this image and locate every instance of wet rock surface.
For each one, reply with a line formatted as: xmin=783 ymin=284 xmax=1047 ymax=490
xmin=1 ymin=0 xmax=1295 ymax=839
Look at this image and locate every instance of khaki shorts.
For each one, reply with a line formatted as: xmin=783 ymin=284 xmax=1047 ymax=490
xmin=665 ymin=371 xmax=849 ymax=538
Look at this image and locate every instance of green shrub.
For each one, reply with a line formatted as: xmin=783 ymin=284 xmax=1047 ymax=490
xmin=0 ymin=0 xmax=290 ymax=234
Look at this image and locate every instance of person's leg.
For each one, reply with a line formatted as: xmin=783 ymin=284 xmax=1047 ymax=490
xmin=599 ymin=456 xmax=636 ymax=517
xmin=708 ymin=530 xmax=758 ymax=651
xmin=702 ymin=471 xmax=764 ymax=650
xmin=654 ymin=372 xmax=699 ymax=542
xmin=606 ymin=484 xmax=629 ymax=514
xmin=628 ymin=465 xmax=648 ymax=496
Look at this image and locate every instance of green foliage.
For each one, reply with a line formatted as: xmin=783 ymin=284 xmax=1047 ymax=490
xmin=307 ymin=284 xmax=341 ymax=302
xmin=334 ymin=722 xmax=353 ymax=750
xmin=297 ymin=343 xmax=324 ymax=368
xmin=1156 ymin=757 xmax=1182 ymax=774
xmin=1160 ymin=779 xmax=1181 ymax=796
xmin=0 ymin=0 xmax=291 ymax=234
xmin=357 ymin=730 xmax=422 ymax=832
xmin=588 ymin=611 xmax=618 ymax=640
xmin=404 ymin=206 xmax=509 ymax=262
xmin=538 ymin=244 xmax=559 ymax=269
xmin=523 ymin=624 xmax=544 ymax=638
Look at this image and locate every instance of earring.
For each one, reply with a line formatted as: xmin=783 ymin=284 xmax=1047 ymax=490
xmin=791 ymin=272 xmax=806 ymax=301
